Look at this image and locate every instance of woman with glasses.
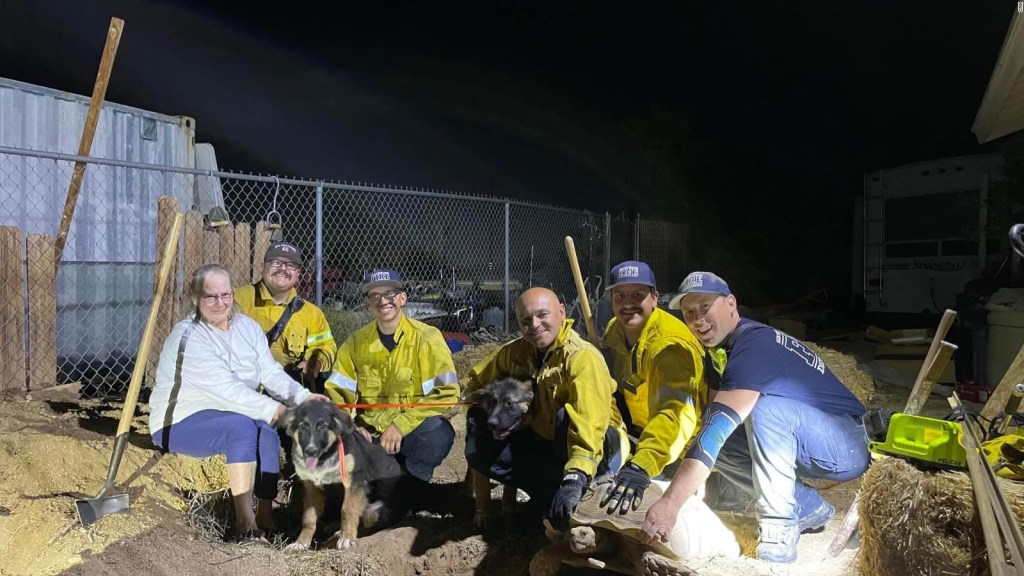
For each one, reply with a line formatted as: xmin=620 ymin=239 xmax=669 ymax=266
xmin=148 ymin=263 xmax=330 ymax=545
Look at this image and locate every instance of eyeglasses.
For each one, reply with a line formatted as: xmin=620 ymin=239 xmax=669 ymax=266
xmin=200 ymin=292 xmax=233 ymax=305
xmin=266 ymin=259 xmax=300 ymax=271
xmin=365 ymin=290 xmax=402 ymax=303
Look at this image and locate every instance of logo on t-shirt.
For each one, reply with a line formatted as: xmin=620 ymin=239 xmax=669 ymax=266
xmin=618 ymin=266 xmax=640 ymax=279
xmin=774 ymin=330 xmax=825 ymax=374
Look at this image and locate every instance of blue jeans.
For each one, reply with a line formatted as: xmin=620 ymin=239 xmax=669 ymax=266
xmin=465 ymin=407 xmax=624 ymax=506
xmin=399 ymin=415 xmax=456 ymax=482
xmin=713 ymin=395 xmax=869 ymax=526
xmin=153 ymin=409 xmax=280 ymax=499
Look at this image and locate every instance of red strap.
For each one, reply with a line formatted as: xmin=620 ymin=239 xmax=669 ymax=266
xmin=338 ymin=439 xmax=347 ymax=483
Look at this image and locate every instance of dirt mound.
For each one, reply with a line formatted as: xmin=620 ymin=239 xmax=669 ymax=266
xmin=0 ymin=356 xmax=869 ymax=576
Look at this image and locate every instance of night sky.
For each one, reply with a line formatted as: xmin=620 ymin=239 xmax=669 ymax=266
xmin=0 ymin=1 xmax=1015 ymax=308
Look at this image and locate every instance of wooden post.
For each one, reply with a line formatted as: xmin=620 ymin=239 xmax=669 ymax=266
xmin=0 ymin=227 xmax=27 ymax=392
xmin=53 ymin=17 xmax=125 ymax=269
xmin=181 ymin=210 xmax=204 ymax=302
xmin=145 ymin=197 xmax=180 ymax=386
xmin=203 ymin=229 xmax=220 ymax=269
xmin=902 ymin=341 xmax=958 ymax=416
xmin=219 ymin=225 xmax=235 ymax=285
xmin=252 ymin=221 xmax=271 ymax=283
xmin=981 ymin=343 xmax=1024 ymax=423
xmin=27 ymin=234 xmax=57 ymax=390
xmin=234 ymin=222 xmax=250 ymax=286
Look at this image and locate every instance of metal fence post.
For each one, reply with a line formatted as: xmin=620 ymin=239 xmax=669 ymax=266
xmin=504 ymin=201 xmax=510 ymax=333
xmin=315 ymin=181 xmax=323 ymax=307
xmin=604 ymin=212 xmax=611 ymax=273
xmin=634 ymin=213 xmax=641 ymax=261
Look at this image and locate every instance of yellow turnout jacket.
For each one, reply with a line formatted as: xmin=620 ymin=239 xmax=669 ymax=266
xmin=602 ymin=307 xmax=707 ymax=478
xmin=326 ymin=314 xmax=459 ymax=436
xmin=466 ymin=320 xmax=628 ymax=479
xmin=234 ymin=282 xmax=336 ymax=369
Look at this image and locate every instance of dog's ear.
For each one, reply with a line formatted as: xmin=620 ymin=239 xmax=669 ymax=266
xmin=517 ymin=379 xmax=535 ymax=404
xmin=332 ymin=408 xmax=356 ymax=437
xmin=278 ymin=406 xmax=296 ymax=432
xmin=464 ymin=388 xmax=485 ymax=406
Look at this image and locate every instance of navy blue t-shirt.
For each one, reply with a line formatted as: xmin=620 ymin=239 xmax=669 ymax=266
xmin=711 ymin=319 xmax=865 ymax=418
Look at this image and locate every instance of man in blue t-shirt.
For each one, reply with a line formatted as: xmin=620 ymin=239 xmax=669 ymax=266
xmin=636 ymin=271 xmax=869 ymax=564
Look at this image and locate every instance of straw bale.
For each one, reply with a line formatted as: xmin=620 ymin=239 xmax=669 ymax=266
xmin=807 ymin=342 xmax=875 ymax=405
xmin=859 ymin=457 xmax=1024 ymax=575
xmin=453 ymin=343 xmax=502 ymax=382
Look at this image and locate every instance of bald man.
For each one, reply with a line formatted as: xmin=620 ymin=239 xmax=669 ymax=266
xmin=464 ymin=287 xmax=629 ymax=532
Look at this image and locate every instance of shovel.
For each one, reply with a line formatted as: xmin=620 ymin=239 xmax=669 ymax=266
xmin=76 ymin=211 xmax=183 ymax=526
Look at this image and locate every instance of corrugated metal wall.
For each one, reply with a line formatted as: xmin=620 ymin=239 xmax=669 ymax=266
xmin=0 ymin=77 xmax=195 ymax=362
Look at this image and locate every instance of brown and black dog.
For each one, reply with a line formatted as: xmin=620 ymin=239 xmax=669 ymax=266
xmin=465 ymin=377 xmax=535 ymax=529
xmin=281 ymin=401 xmax=402 ymax=550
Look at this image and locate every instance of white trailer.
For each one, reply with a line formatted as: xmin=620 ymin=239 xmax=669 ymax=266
xmin=853 ymin=154 xmax=1006 ymax=314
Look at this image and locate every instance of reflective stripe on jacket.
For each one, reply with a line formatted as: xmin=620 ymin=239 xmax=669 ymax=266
xmin=602 ymin=307 xmax=707 ymax=478
xmin=234 ymin=282 xmax=337 ymax=369
xmin=466 ymin=320 xmax=628 ymax=478
xmin=326 ymin=314 xmax=459 ymax=436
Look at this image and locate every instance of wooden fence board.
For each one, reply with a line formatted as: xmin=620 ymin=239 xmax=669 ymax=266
xmin=252 ymin=221 xmax=270 ymax=283
xmin=0 ymin=227 xmax=26 ymax=391
xmin=27 ymin=234 xmax=56 ymax=390
xmin=234 ymin=222 xmax=250 ymax=286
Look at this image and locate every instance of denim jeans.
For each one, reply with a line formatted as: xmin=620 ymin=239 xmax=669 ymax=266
xmin=713 ymin=395 xmax=869 ymax=526
xmin=399 ymin=415 xmax=456 ymax=482
xmin=465 ymin=407 xmax=624 ymax=506
xmin=153 ymin=409 xmax=280 ymax=499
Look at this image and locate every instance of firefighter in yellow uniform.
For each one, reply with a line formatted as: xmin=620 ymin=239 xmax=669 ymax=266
xmin=234 ymin=241 xmax=336 ymax=393
xmin=325 ymin=268 xmax=459 ymax=518
xmin=464 ymin=286 xmax=630 ymax=532
xmin=599 ymin=261 xmax=707 ymax=514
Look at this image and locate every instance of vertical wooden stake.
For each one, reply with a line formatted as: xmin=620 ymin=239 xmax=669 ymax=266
xmin=27 ymin=234 xmax=57 ymax=390
xmin=0 ymin=227 xmax=27 ymax=392
xmin=54 ymin=17 xmax=125 ymax=269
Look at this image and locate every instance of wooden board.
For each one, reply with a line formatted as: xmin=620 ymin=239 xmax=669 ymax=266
xmin=26 ymin=234 xmax=56 ymax=390
xmin=252 ymin=221 xmax=270 ymax=283
xmin=0 ymin=227 xmax=26 ymax=392
xmin=181 ymin=210 xmax=204 ymax=302
xmin=234 ymin=222 xmax=250 ymax=286
xmin=218 ymin=225 xmax=235 ymax=285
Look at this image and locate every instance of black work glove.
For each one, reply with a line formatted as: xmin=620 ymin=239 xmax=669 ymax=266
xmin=549 ymin=471 xmax=588 ymax=532
xmin=600 ymin=462 xmax=651 ymax=514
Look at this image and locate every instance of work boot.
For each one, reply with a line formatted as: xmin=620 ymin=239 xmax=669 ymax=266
xmin=798 ymin=500 xmax=835 ymax=534
xmin=756 ymin=523 xmax=799 ymax=564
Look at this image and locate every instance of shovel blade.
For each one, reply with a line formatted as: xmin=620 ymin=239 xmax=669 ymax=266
xmin=75 ymin=494 xmax=129 ymax=527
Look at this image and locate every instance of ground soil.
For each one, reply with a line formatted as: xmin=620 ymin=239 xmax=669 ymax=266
xmin=0 ymin=342 xmax=957 ymax=576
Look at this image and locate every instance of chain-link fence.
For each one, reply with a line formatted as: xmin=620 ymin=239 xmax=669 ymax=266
xmin=0 ymin=145 xmax=687 ymax=398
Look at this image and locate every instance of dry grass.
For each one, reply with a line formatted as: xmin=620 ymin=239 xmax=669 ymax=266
xmin=452 ymin=343 xmax=503 ymax=383
xmin=807 ymin=342 xmax=875 ymax=405
xmin=859 ymin=457 xmax=1024 ymax=575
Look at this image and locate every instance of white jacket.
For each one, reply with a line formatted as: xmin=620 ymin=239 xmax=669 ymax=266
xmin=148 ymin=314 xmax=311 ymax=435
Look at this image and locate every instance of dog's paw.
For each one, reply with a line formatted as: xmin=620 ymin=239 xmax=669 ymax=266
xmin=362 ymin=501 xmax=385 ymax=529
xmin=284 ymin=542 xmax=309 ymax=552
xmin=336 ymin=537 xmax=356 ymax=550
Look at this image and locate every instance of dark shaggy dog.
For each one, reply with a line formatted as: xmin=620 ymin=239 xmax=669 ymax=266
xmin=280 ymin=401 xmax=402 ymax=550
xmin=465 ymin=377 xmax=535 ymax=529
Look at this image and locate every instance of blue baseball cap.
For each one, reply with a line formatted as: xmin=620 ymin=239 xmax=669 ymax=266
xmin=605 ymin=260 xmax=657 ymax=292
xmin=668 ymin=271 xmax=731 ymax=309
xmin=360 ymin=269 xmax=403 ymax=293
